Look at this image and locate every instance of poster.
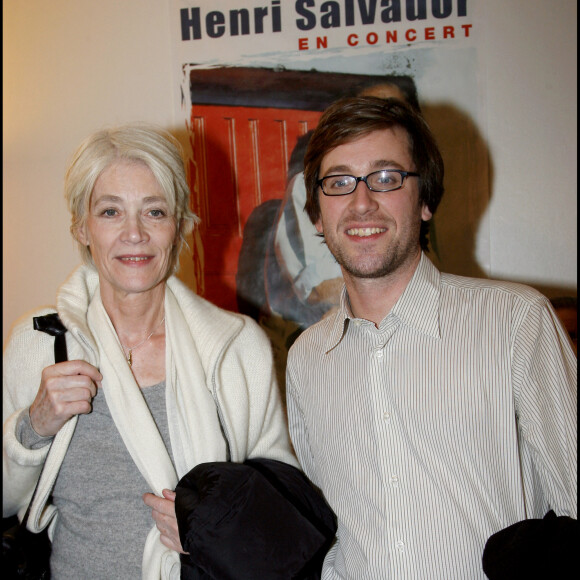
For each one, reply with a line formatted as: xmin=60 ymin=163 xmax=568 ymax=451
xmin=170 ymin=0 xmax=489 ymax=388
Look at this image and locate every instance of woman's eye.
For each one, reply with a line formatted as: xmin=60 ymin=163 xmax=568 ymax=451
xmin=103 ymin=208 xmax=117 ymax=217
xmin=149 ymin=209 xmax=166 ymax=217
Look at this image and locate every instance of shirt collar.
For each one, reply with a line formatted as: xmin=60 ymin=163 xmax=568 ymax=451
xmin=324 ymin=286 xmax=352 ymax=353
xmin=391 ymin=253 xmax=441 ymax=339
xmin=323 ymin=253 xmax=441 ymax=353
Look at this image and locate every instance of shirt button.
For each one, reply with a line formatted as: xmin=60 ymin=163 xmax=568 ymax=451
xmin=390 ymin=475 xmax=400 ymax=488
xmin=395 ymin=540 xmax=405 ymax=553
xmin=374 ymin=347 xmax=384 ymax=358
xmin=383 ymin=411 xmax=391 ymax=421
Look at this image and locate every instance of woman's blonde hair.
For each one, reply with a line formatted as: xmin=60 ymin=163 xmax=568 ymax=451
xmin=65 ymin=122 xmax=199 ymax=271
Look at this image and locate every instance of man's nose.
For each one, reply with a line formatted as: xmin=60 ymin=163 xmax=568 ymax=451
xmin=349 ymin=178 xmax=379 ymax=213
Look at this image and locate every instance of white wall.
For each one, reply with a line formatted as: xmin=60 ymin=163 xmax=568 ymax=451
xmin=3 ymin=0 xmax=577 ymax=343
xmin=3 ymin=0 xmax=175 ymax=341
xmin=482 ymin=2 xmax=577 ymax=289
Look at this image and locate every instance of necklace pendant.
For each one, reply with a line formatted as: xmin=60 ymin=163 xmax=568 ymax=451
xmin=120 ymin=315 xmax=164 ymax=369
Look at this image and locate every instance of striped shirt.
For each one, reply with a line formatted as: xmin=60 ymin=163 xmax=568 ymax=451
xmin=286 ymin=253 xmax=577 ymax=579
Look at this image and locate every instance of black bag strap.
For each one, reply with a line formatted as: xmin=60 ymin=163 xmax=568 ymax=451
xmin=33 ymin=313 xmax=68 ymax=363
xmin=20 ymin=314 xmax=69 ymax=527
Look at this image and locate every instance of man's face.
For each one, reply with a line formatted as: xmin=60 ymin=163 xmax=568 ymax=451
xmin=315 ymin=127 xmax=432 ymax=281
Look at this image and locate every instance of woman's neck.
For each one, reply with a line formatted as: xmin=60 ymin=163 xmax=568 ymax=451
xmin=100 ymin=283 xmax=166 ymax=345
xmin=99 ymin=283 xmax=167 ymax=387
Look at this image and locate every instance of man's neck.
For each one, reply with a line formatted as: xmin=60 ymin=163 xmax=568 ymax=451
xmin=343 ymin=251 xmax=422 ymax=327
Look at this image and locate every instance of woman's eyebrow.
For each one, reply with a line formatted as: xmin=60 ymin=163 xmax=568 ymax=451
xmin=92 ymin=195 xmax=168 ymax=205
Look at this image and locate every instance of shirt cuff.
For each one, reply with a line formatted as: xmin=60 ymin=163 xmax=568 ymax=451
xmin=16 ymin=408 xmax=54 ymax=450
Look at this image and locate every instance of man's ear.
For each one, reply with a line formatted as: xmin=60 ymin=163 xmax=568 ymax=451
xmin=421 ymin=205 xmax=433 ymax=221
xmin=315 ymin=218 xmax=324 ymax=234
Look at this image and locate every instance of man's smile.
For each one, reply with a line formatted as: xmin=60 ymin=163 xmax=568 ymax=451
xmin=346 ymin=227 xmax=387 ymax=237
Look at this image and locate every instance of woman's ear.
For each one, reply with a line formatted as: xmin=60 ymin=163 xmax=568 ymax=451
xmin=174 ymin=218 xmax=183 ymax=246
xmin=75 ymin=222 xmax=89 ymax=246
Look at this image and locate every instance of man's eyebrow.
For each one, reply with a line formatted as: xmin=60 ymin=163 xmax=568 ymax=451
xmin=321 ymin=160 xmax=405 ymax=175
xmin=322 ymin=164 xmax=352 ymax=175
xmin=371 ymin=159 xmax=405 ymax=170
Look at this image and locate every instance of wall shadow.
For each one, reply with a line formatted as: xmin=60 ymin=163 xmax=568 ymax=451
xmin=422 ymin=102 xmax=493 ymax=280
xmin=172 ymin=126 xmax=237 ymax=308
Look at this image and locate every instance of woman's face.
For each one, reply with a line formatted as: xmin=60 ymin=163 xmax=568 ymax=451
xmin=77 ymin=160 xmax=179 ymax=300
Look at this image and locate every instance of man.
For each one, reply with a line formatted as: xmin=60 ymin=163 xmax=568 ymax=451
xmin=286 ymin=96 xmax=577 ymax=579
xmin=269 ymin=78 xmax=422 ymax=328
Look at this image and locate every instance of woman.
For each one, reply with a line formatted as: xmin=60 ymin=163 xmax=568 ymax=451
xmin=3 ymin=123 xmax=298 ymax=579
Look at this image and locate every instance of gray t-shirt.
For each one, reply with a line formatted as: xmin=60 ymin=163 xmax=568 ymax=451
xmin=21 ymin=382 xmax=173 ymax=579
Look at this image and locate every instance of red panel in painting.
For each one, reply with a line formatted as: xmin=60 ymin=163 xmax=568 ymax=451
xmin=189 ymin=104 xmax=322 ymax=311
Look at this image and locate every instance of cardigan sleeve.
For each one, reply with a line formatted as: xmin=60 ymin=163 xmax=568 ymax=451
xmin=212 ymin=313 xmax=299 ymax=469
xmin=3 ymin=310 xmax=56 ymax=516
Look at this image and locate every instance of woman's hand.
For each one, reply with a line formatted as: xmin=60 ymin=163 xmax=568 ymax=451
xmin=29 ymin=360 xmax=102 ymax=437
xmin=143 ymin=489 xmax=188 ymax=554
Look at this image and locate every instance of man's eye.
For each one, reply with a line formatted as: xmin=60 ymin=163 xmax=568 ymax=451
xmin=376 ymin=172 xmax=394 ymax=184
xmin=329 ymin=176 xmax=351 ymax=188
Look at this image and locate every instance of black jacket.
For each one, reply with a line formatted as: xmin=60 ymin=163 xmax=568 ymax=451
xmin=175 ymin=458 xmax=337 ymax=580
xmin=482 ymin=510 xmax=578 ymax=579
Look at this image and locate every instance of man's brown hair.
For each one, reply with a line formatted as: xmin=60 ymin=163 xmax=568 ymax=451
xmin=304 ymin=96 xmax=444 ymax=251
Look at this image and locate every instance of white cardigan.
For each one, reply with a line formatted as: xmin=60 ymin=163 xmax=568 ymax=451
xmin=3 ymin=264 xmax=298 ymax=579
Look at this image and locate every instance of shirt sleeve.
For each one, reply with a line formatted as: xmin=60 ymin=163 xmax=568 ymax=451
xmin=286 ymin=357 xmax=318 ymax=485
xmin=16 ymin=409 xmax=54 ymax=450
xmin=511 ymin=296 xmax=577 ymax=519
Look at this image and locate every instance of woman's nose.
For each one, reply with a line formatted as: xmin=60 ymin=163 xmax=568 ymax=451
xmin=121 ymin=215 xmax=148 ymax=243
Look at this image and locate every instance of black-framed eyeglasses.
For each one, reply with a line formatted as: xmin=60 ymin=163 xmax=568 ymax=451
xmin=317 ymin=169 xmax=420 ymax=196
